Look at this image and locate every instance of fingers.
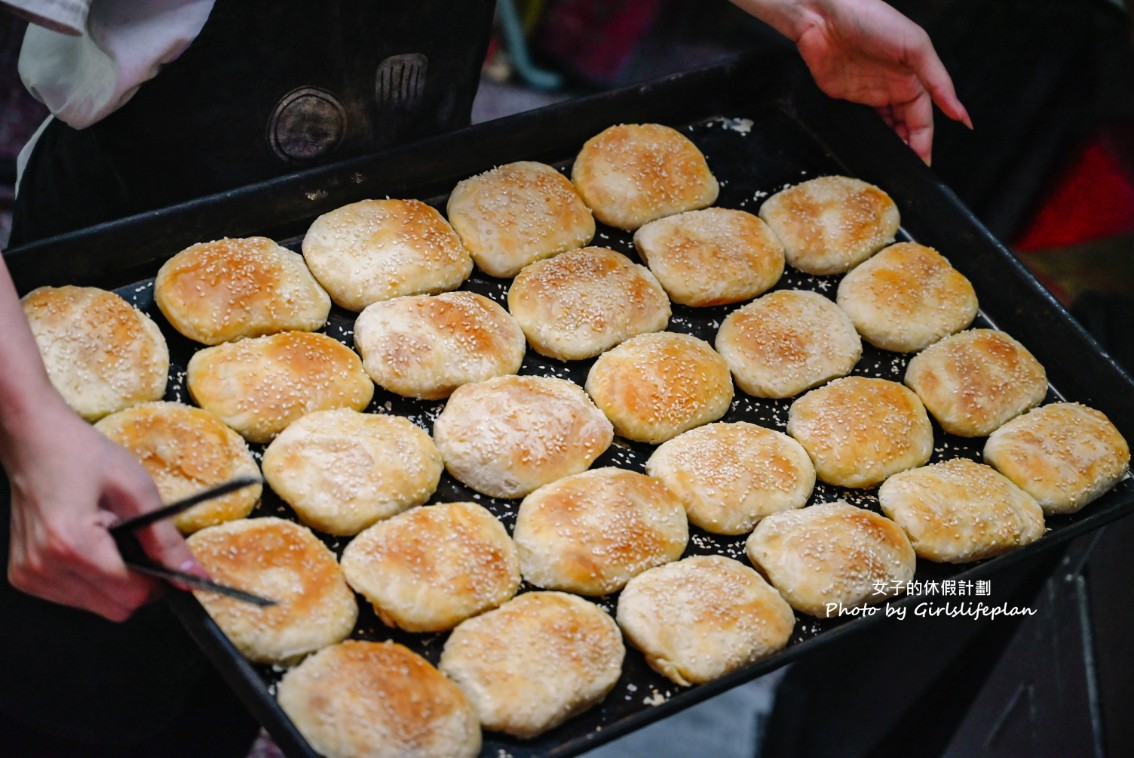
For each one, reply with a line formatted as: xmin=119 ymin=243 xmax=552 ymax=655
xmin=907 ymin=37 xmax=973 ymax=130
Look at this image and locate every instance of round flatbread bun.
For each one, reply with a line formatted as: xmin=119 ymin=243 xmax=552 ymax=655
xmin=262 ymin=409 xmax=442 ymax=536
xmin=507 ymin=246 xmax=670 ymax=361
xmin=632 ymin=207 xmax=785 ymax=307
xmin=879 ymin=458 xmax=1046 ymax=563
xmin=646 ymin=421 xmax=815 ymax=535
xmin=353 ymin=291 xmax=526 ymax=400
xmin=585 ymin=331 xmax=733 ymax=444
xmin=745 ymin=501 xmax=916 ymax=618
xmin=758 ymin=175 xmax=900 ymax=275
xmin=446 ymin=160 xmax=596 ymax=278
xmin=154 ymin=236 xmax=331 ymax=345
xmin=984 ymin=402 xmax=1131 ymax=515
xmin=787 ymin=377 xmax=934 ymax=488
xmin=904 ymin=329 xmax=1047 ymax=438
xmin=512 ymin=467 xmax=689 ymax=596
xmin=571 ymin=123 xmax=719 ymax=231
xmin=186 ymin=517 xmax=358 ymax=664
xmin=186 ymin=331 xmax=374 ymax=444
xmin=21 ymin=285 xmax=169 ymax=421
xmin=836 ymin=242 xmax=978 ymax=353
xmin=439 ymin=591 xmax=625 ymax=739
xmin=301 ymin=198 xmax=473 ymax=311
xmin=715 ymin=289 xmax=862 ymax=399
xmin=94 ymin=401 xmax=261 ymax=534
xmin=277 ymin=640 xmax=481 ymax=758
xmin=340 ymin=501 xmax=521 ymax=632
xmin=432 ymin=375 xmax=614 ymax=499
xmin=616 ymin=555 xmax=795 ymax=686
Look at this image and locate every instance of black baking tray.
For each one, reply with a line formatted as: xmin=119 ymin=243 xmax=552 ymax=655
xmin=7 ymin=50 xmax=1134 ymax=758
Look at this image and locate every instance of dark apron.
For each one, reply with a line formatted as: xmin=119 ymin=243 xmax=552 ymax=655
xmin=9 ymin=0 xmax=496 ymax=246
xmin=1 ymin=0 xmax=494 ymax=747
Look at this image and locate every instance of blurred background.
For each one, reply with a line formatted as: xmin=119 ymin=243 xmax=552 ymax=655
xmin=2 ymin=2 xmax=1132 ymax=756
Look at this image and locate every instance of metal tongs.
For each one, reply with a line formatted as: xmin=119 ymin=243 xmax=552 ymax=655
xmin=110 ymin=477 xmax=277 ymax=607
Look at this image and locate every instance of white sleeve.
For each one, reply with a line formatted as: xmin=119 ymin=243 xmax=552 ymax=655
xmin=17 ymin=0 xmax=215 ymax=129
xmin=1 ymin=0 xmax=89 ymax=36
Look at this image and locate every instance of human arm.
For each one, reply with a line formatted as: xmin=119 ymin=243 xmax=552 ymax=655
xmin=0 ymin=259 xmax=199 ymax=621
xmin=729 ymin=0 xmax=972 ymax=165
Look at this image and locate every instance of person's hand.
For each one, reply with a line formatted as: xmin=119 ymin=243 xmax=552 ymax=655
xmin=732 ymin=0 xmax=972 ymax=164
xmin=4 ymin=393 xmax=199 ymax=621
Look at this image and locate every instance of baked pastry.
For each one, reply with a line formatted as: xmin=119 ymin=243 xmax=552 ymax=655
xmin=261 ymin=409 xmax=443 ymax=536
xmin=512 ymin=467 xmax=689 ymax=596
xmin=446 ymin=160 xmax=596 ymax=278
xmin=787 ymin=376 xmax=933 ymax=488
xmin=878 ymin=458 xmax=1046 ymax=563
xmin=715 ymin=289 xmax=862 ymax=399
xmin=340 ymin=501 xmax=521 ymax=632
xmin=984 ymin=402 xmax=1131 ymax=515
xmin=758 ymin=175 xmax=900 ymax=275
xmin=745 ymin=501 xmax=916 ymax=618
xmin=439 ymin=591 xmax=625 ymax=739
xmin=94 ymin=401 xmax=261 ymax=534
xmin=186 ymin=331 xmax=374 ymax=443
xmin=835 ymin=242 xmax=978 ymax=353
xmin=571 ymin=123 xmax=719 ymax=231
xmin=21 ymin=285 xmax=169 ymax=421
xmin=154 ymin=236 xmax=331 ymax=345
xmin=585 ymin=331 xmax=733 ymax=444
xmin=353 ymin=291 xmax=526 ymax=400
xmin=186 ymin=517 xmax=358 ymax=664
xmin=432 ymin=374 xmax=614 ymax=499
xmin=507 ymin=246 xmax=670 ymax=361
xmin=632 ymin=207 xmax=785 ymax=307
xmin=277 ymin=640 xmax=481 ymax=758
xmin=645 ymin=421 xmax=815 ymax=535
xmin=616 ymin=555 xmax=795 ymax=686
xmin=301 ymin=198 xmax=473 ymax=311
xmin=904 ymin=328 xmax=1047 ymax=437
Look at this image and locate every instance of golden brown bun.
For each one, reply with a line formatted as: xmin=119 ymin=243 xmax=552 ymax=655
xmin=984 ymin=402 xmax=1131 ymax=514
xmin=94 ymin=401 xmax=261 ymax=534
xmin=616 ymin=555 xmax=795 ymax=686
xmin=745 ymin=501 xmax=916 ymax=618
xmin=758 ymin=175 xmax=900 ymax=275
xmin=571 ymin=123 xmax=719 ymax=231
xmin=340 ymin=501 xmax=521 ymax=632
xmin=512 ymin=467 xmax=689 ymax=596
xmin=261 ymin=409 xmax=442 ymax=536
xmin=21 ymin=285 xmax=169 ymax=421
xmin=632 ymin=207 xmax=785 ymax=307
xmin=186 ymin=518 xmax=358 ymax=664
xmin=879 ymin=458 xmax=1046 ymax=563
xmin=904 ymin=329 xmax=1047 ymax=437
xmin=432 ymin=374 xmax=613 ymax=499
xmin=446 ymin=160 xmax=596 ymax=278
xmin=585 ymin=331 xmax=734 ymax=444
xmin=835 ymin=242 xmax=978 ymax=353
xmin=646 ymin=421 xmax=815 ymax=535
xmin=507 ymin=246 xmax=670 ymax=360
xmin=787 ymin=376 xmax=934 ymax=488
xmin=277 ymin=640 xmax=482 ymax=758
xmin=301 ymin=198 xmax=473 ymax=311
xmin=154 ymin=236 xmax=330 ymax=345
xmin=186 ymin=331 xmax=374 ymax=444
xmin=715 ymin=289 xmax=862 ymax=399
xmin=439 ymin=591 xmax=625 ymax=739
xmin=353 ymin=291 xmax=526 ymax=400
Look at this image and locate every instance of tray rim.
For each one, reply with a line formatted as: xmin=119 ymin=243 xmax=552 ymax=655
xmin=7 ymin=48 xmax=1134 ymax=758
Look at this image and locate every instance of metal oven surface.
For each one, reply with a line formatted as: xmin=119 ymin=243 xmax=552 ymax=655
xmin=7 ymin=51 xmax=1133 ymax=758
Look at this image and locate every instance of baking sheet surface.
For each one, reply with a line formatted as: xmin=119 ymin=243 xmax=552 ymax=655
xmin=87 ymin=85 xmax=1133 ymax=757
